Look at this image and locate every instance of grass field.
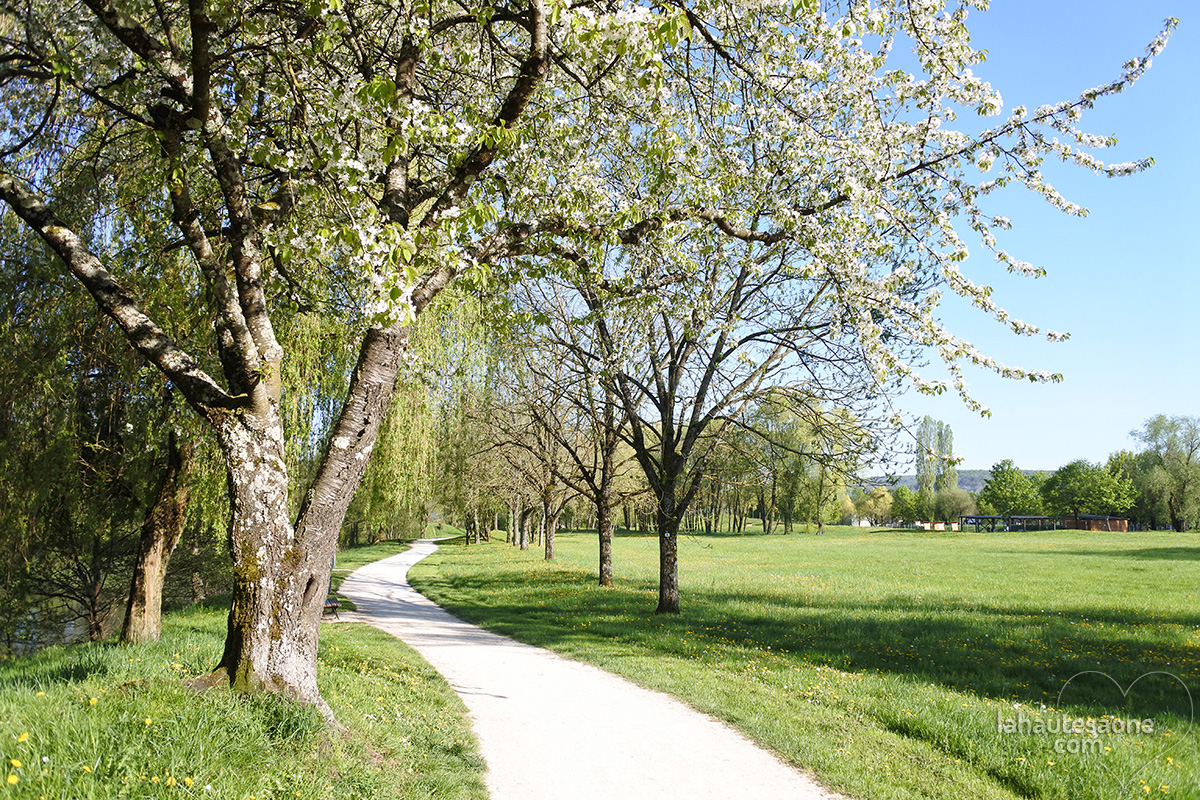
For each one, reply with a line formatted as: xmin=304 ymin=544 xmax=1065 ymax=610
xmin=410 ymin=526 xmax=1200 ymax=800
xmin=0 ymin=594 xmax=486 ymax=799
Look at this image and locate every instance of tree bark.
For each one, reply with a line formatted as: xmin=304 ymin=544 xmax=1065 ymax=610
xmin=509 ymin=495 xmax=519 ymax=545
xmin=544 ymin=509 xmax=559 ymax=560
xmin=519 ymin=506 xmax=533 ymax=550
xmin=121 ymin=432 xmax=193 ymax=644
xmin=656 ymin=481 xmax=680 ymax=614
xmin=596 ymin=461 xmax=615 ymax=586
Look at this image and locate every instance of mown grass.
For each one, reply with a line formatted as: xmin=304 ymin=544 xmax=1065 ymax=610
xmin=411 ymin=527 xmax=1200 ymax=800
xmin=0 ymin=596 xmax=486 ymax=799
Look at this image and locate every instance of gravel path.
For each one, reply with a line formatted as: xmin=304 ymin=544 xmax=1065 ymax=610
xmin=337 ymin=539 xmax=846 ymax=800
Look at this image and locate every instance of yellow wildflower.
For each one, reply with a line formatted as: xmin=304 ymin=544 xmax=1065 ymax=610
xmin=9 ymin=759 xmax=20 ymax=768
xmin=6 ymin=774 xmax=17 ymax=785
xmin=35 ymin=691 xmax=44 ymax=697
xmin=165 ymin=776 xmax=176 ymax=787
xmin=88 ymin=697 xmax=98 ymax=706
xmin=144 ymin=717 xmax=152 ymax=726
xmin=183 ymin=777 xmax=194 ymax=787
xmin=17 ymin=733 xmax=29 ymax=743
xmin=81 ymin=765 xmax=92 ymax=774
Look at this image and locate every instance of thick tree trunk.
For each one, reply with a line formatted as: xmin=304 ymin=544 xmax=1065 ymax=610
xmin=121 ymin=433 xmax=193 ymax=644
xmin=194 ymin=323 xmax=411 ymax=712
xmin=204 ymin=409 xmax=320 ymax=702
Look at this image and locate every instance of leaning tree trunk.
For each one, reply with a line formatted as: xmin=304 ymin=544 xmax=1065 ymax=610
xmin=121 ymin=432 xmax=193 ymax=644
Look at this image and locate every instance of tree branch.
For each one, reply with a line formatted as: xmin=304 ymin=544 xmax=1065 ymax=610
xmin=0 ymin=171 xmax=241 ymax=413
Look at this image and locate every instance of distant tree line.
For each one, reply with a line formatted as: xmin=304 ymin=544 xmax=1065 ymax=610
xmin=863 ymin=414 xmax=1200 ymax=531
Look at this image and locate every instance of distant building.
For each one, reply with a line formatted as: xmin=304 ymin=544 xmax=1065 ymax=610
xmin=1061 ymin=514 xmax=1129 ymax=532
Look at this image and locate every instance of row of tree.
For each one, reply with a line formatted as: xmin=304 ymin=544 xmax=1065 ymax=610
xmin=972 ymin=415 xmax=1200 ymax=531
xmin=845 ymin=414 xmax=1200 ymax=530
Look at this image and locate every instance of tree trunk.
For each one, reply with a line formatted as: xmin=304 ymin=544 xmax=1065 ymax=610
xmin=203 ymin=410 xmax=319 ymax=702
xmin=656 ymin=481 xmax=680 ymax=614
xmin=199 ymin=322 xmax=411 ymax=712
xmin=519 ymin=506 xmax=533 ymax=550
xmin=121 ymin=432 xmax=193 ymax=644
xmin=545 ymin=509 xmax=559 ymax=560
xmin=509 ymin=495 xmax=520 ymax=545
xmin=597 ymin=498 xmax=614 ymax=587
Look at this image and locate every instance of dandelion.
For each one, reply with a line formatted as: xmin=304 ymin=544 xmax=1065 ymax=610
xmin=35 ymin=692 xmax=44 ymax=697
xmin=82 ymin=765 xmax=92 ymax=774
xmin=9 ymin=759 xmax=20 ymax=768
xmin=183 ymin=777 xmax=194 ymax=787
xmin=5 ymin=774 xmax=16 ymax=785
xmin=144 ymin=717 xmax=152 ymax=726
xmin=89 ymin=697 xmax=98 ymax=706
xmin=165 ymin=776 xmax=176 ymax=787
xmin=17 ymin=733 xmax=28 ymax=743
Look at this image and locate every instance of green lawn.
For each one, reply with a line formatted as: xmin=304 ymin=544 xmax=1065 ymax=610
xmin=410 ymin=527 xmax=1200 ymax=800
xmin=0 ymin=595 xmax=486 ymax=799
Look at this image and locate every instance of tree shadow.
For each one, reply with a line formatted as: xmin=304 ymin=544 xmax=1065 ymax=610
xmin=414 ymin=567 xmax=1199 ymax=724
xmin=1041 ymin=547 xmax=1200 ymax=561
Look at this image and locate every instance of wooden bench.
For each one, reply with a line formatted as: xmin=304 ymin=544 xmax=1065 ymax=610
xmin=323 ymin=596 xmax=341 ymax=620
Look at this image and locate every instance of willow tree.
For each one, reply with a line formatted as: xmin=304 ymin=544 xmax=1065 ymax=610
xmin=1 ymin=0 xmax=1174 ymax=694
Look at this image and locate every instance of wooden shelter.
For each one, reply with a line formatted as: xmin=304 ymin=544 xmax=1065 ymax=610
xmin=959 ymin=515 xmax=1056 ymax=532
xmin=1061 ymin=514 xmax=1129 ymax=532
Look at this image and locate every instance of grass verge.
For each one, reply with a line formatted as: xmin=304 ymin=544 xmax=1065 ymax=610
xmin=410 ymin=527 xmax=1200 ymax=800
xmin=0 ymin=596 xmax=486 ymax=799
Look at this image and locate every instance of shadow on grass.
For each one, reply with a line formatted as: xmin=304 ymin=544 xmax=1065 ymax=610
xmin=1050 ymin=547 xmax=1200 ymax=561
xmin=415 ymin=567 xmax=1199 ymax=724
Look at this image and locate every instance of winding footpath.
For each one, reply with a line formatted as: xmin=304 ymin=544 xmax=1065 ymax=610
xmin=337 ymin=539 xmax=845 ymax=800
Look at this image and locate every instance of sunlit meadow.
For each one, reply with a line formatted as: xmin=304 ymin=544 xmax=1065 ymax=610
xmin=411 ymin=527 xmax=1200 ymax=800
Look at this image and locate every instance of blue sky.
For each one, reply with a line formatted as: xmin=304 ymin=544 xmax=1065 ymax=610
xmin=893 ymin=0 xmax=1200 ymax=472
